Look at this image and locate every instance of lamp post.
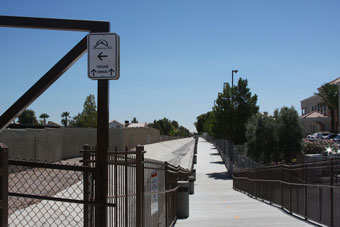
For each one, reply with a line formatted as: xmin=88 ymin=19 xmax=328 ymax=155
xmin=232 ymin=70 xmax=238 ymax=88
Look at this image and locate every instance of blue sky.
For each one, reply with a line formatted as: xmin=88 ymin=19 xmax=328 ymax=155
xmin=1 ymin=0 xmax=340 ymax=132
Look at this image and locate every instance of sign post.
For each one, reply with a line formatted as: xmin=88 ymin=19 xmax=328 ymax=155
xmin=88 ymin=32 xmax=120 ymax=227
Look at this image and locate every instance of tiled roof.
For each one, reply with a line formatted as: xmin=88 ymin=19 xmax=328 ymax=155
xmin=300 ymin=111 xmax=329 ymax=119
xmin=127 ymin=123 xmax=148 ymax=128
xmin=328 ymin=77 xmax=340 ymax=85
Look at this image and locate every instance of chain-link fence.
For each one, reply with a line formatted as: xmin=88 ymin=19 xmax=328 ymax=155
xmin=5 ymin=142 xmax=192 ymax=227
xmin=204 ymin=136 xmax=262 ymax=174
xmin=233 ymin=159 xmax=340 ymax=227
xmin=8 ymin=159 xmax=95 ymax=227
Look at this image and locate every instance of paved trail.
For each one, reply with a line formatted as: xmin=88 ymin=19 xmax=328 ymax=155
xmin=175 ymin=138 xmax=313 ymax=227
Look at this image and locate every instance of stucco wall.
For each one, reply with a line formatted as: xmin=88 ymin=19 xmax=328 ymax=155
xmin=0 ymin=127 xmax=161 ymax=162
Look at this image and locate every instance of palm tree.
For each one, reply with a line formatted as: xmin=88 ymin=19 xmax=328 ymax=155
xmin=61 ymin=112 xmax=70 ymax=127
xmin=316 ymin=83 xmax=338 ymax=132
xmin=39 ymin=113 xmax=49 ymax=125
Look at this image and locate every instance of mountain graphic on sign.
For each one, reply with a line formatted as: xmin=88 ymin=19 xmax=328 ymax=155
xmin=93 ymin=39 xmax=112 ymax=49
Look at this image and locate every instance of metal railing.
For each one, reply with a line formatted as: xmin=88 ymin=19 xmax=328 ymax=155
xmin=81 ymin=144 xmax=191 ymax=227
xmin=233 ymin=159 xmax=340 ymax=227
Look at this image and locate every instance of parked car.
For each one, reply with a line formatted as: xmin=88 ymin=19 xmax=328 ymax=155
xmin=306 ymin=131 xmax=331 ymax=141
xmin=323 ymin=133 xmax=337 ymax=140
xmin=333 ymin=134 xmax=340 ymax=142
xmin=307 ymin=133 xmax=319 ymax=141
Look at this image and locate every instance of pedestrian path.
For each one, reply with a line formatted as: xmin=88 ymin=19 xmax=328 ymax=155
xmin=175 ymin=138 xmax=313 ymax=227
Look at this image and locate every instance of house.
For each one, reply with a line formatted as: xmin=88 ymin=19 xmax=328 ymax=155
xmin=300 ymin=77 xmax=340 ymax=135
xmin=109 ymin=120 xmax=124 ymax=129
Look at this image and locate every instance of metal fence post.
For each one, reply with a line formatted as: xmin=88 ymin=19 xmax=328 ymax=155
xmin=164 ymin=162 xmax=168 ymax=227
xmin=96 ymin=80 xmax=109 ymax=227
xmin=289 ymin=164 xmax=292 ymax=214
xmin=136 ymin=145 xmax=145 ymax=227
xmin=83 ymin=144 xmax=91 ymax=227
xmin=125 ymin=147 xmax=128 ymax=227
xmin=114 ymin=147 xmax=118 ymax=227
xmin=269 ymin=167 xmax=272 ymax=205
xmin=304 ymin=163 xmax=308 ymax=221
xmin=0 ymin=143 xmax=8 ymax=227
xmin=330 ymin=161 xmax=334 ymax=227
xmin=281 ymin=165 xmax=284 ymax=209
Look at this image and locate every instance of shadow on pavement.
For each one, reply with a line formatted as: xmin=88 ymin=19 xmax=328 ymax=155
xmin=206 ymin=171 xmax=232 ymax=180
xmin=209 ymin=152 xmax=220 ymax=156
xmin=210 ymin=161 xmax=224 ymax=165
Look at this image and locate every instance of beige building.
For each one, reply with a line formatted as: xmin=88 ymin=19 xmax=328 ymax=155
xmin=300 ymin=77 xmax=340 ymax=135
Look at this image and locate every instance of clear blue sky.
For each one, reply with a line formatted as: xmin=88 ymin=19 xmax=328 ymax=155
xmin=1 ymin=0 xmax=340 ymax=132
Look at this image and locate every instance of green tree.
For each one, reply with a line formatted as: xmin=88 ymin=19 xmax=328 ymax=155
xmin=70 ymin=94 xmax=97 ymax=128
xmin=315 ymin=83 xmax=338 ymax=132
xmin=18 ymin=109 xmax=38 ymax=125
xmin=245 ymin=107 xmax=303 ymax=164
xmin=61 ymin=111 xmax=70 ymax=127
xmin=149 ymin=118 xmax=191 ymax=136
xmin=177 ymin=126 xmax=190 ymax=137
xmin=246 ymin=114 xmax=278 ymax=164
xmin=131 ymin=117 xmax=138 ymax=123
xmin=213 ymin=78 xmax=258 ymax=144
xmin=39 ymin=113 xmax=49 ymax=125
xmin=276 ymin=106 xmax=304 ymax=162
xmin=195 ymin=111 xmax=215 ymax=136
xmin=149 ymin=118 xmax=173 ymax=135
xmin=172 ymin=120 xmax=179 ymax=129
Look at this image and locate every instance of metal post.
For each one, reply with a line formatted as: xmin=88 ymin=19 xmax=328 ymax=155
xmin=304 ymin=163 xmax=308 ymax=220
xmin=269 ymin=167 xmax=272 ymax=205
xmin=125 ymin=147 xmax=128 ymax=227
xmin=95 ymin=80 xmax=109 ymax=227
xmin=136 ymin=145 xmax=144 ymax=227
xmin=83 ymin=144 xmax=91 ymax=227
xmin=0 ymin=144 xmax=8 ymax=227
xmin=165 ymin=162 xmax=168 ymax=227
xmin=330 ymin=161 xmax=334 ymax=227
xmin=289 ymin=164 xmax=292 ymax=214
xmin=281 ymin=165 xmax=284 ymax=209
xmin=114 ymin=147 xmax=118 ymax=227
xmin=254 ymin=170 xmax=257 ymax=199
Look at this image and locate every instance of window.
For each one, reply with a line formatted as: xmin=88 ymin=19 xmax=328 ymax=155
xmin=312 ymin=106 xmax=314 ymax=111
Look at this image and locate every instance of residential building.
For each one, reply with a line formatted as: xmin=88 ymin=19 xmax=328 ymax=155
xmin=109 ymin=120 xmax=124 ymax=129
xmin=300 ymin=77 xmax=340 ymax=135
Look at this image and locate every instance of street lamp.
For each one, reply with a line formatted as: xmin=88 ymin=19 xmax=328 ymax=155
xmin=232 ymin=70 xmax=238 ymax=88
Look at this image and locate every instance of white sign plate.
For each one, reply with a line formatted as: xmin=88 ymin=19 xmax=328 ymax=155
xmin=88 ymin=33 xmax=120 ymax=80
xmin=150 ymin=171 xmax=158 ymax=215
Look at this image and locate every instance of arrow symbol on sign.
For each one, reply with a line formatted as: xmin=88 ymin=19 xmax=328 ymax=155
xmin=109 ymin=69 xmax=115 ymax=75
xmin=97 ymin=52 xmax=108 ymax=61
xmin=91 ymin=69 xmax=97 ymax=76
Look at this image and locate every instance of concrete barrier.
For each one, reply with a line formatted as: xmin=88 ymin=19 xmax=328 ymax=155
xmin=189 ymin=176 xmax=195 ymax=195
xmin=177 ymin=181 xmax=189 ymax=219
xmin=191 ymin=169 xmax=196 ymax=181
xmin=193 ymin=154 xmax=197 ymax=164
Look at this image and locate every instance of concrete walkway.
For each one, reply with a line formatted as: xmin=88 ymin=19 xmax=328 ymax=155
xmin=175 ymin=138 xmax=314 ymax=227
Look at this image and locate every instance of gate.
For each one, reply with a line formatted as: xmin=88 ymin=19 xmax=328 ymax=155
xmin=82 ymin=144 xmax=189 ymax=227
